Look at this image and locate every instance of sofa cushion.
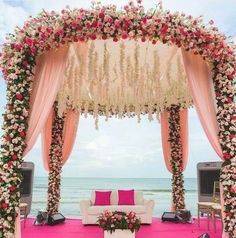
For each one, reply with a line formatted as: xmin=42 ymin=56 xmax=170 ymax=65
xmin=91 ymin=191 xmax=118 ymax=205
xmin=94 ymin=191 xmax=112 ymax=206
xmin=118 ymin=190 xmax=134 ymax=205
xmin=87 ymin=205 xmax=146 ymax=215
xmin=91 ymin=190 xmax=144 ymax=205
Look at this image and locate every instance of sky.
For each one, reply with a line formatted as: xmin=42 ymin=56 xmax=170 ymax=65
xmin=0 ymin=0 xmax=235 ymax=178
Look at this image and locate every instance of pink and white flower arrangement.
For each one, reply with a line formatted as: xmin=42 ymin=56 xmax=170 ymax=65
xmin=98 ymin=211 xmax=141 ymax=233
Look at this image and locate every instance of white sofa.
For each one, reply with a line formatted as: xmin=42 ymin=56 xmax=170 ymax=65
xmin=80 ymin=190 xmax=154 ymax=224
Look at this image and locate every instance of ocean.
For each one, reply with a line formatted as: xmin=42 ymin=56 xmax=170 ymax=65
xmin=31 ymin=177 xmax=198 ymax=217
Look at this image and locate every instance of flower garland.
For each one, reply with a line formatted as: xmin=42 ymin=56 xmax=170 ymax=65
xmin=47 ymin=102 xmax=64 ymax=216
xmin=168 ymin=105 xmax=185 ymax=211
xmin=0 ymin=0 xmax=235 ymax=236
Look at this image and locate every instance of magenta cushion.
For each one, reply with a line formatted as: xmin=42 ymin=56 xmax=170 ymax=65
xmin=118 ymin=189 xmax=135 ymax=205
xmin=94 ymin=191 xmax=112 ymax=206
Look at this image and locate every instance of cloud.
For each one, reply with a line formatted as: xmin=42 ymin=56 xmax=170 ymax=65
xmin=0 ymin=0 xmax=29 ymax=42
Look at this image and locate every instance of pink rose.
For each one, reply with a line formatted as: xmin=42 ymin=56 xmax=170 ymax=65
xmin=121 ymin=33 xmax=128 ymax=39
xmin=230 ymin=186 xmax=236 ymax=193
xmin=99 ymin=12 xmax=105 ymax=19
xmin=98 ymin=21 xmax=103 ymax=29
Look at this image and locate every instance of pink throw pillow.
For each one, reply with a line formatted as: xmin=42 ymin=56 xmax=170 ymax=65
xmin=118 ymin=189 xmax=135 ymax=205
xmin=94 ymin=191 xmax=111 ymax=206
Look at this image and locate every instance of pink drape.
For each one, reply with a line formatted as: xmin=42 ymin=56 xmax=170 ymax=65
xmin=160 ymin=109 xmax=189 ymax=173
xmin=42 ymin=109 xmax=80 ymax=170
xmin=181 ymin=50 xmax=223 ymax=159
xmin=23 ymin=46 xmax=69 ymax=156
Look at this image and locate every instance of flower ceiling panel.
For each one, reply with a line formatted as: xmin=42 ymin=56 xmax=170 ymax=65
xmin=57 ymin=40 xmax=192 ymax=121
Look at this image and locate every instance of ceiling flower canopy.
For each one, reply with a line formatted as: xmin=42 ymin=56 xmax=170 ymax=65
xmin=57 ymin=40 xmax=192 ymax=123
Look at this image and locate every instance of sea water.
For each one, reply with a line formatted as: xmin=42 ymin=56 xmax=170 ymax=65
xmin=31 ymin=177 xmax=197 ymax=217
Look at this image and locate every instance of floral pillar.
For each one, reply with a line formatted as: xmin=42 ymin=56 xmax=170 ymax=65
xmin=0 ymin=71 xmax=32 ymax=237
xmin=47 ymin=102 xmax=64 ymax=216
xmin=168 ymin=105 xmax=185 ymax=211
xmin=213 ymin=63 xmax=236 ymax=237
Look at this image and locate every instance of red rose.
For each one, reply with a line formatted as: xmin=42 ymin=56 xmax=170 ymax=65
xmin=86 ymin=22 xmax=91 ymax=28
xmin=141 ymin=37 xmax=146 ymax=42
xmin=8 ymin=161 xmax=13 ymax=167
xmin=128 ymin=224 xmax=133 ymax=229
xmin=12 ymin=154 xmax=18 ymax=160
xmin=22 ymin=61 xmax=28 ymax=67
xmin=16 ymin=92 xmax=23 ymax=100
xmin=19 ymin=131 xmax=25 ymax=137
xmin=226 ymin=212 xmax=233 ymax=218
xmin=121 ymin=33 xmax=128 ymax=39
xmin=1 ymin=203 xmax=8 ymax=209
xmin=15 ymin=44 xmax=22 ymax=50
xmin=229 ymin=134 xmax=235 ymax=140
xmin=195 ymin=31 xmax=201 ymax=37
xmin=92 ymin=21 xmax=98 ymax=28
xmin=102 ymin=35 xmax=107 ymax=40
xmin=152 ymin=40 xmax=157 ymax=45
xmin=113 ymin=37 xmax=118 ymax=42
xmin=99 ymin=12 xmax=105 ymax=19
xmin=142 ymin=17 xmax=147 ymax=24
xmin=223 ymin=153 xmax=231 ymax=160
xmin=77 ymin=25 xmax=83 ymax=31
xmin=46 ymin=27 xmax=51 ymax=33
xmin=229 ymin=186 xmax=236 ymax=193
xmin=9 ymin=186 xmax=16 ymax=192
xmin=160 ymin=25 xmax=168 ymax=34
xmin=226 ymin=98 xmax=233 ymax=103
xmin=230 ymin=115 xmax=236 ymax=120
xmin=90 ymin=33 xmax=97 ymax=40
xmin=72 ymin=21 xmax=77 ymax=28
xmin=79 ymin=36 xmax=85 ymax=42
xmin=5 ymin=136 xmax=11 ymax=142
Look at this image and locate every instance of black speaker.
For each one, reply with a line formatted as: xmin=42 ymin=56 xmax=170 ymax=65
xmin=198 ymin=234 xmax=210 ymax=238
xmin=161 ymin=212 xmax=178 ymax=222
xmin=47 ymin=213 xmax=65 ymax=225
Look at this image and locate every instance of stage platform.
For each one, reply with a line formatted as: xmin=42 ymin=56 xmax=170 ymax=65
xmin=21 ymin=217 xmax=222 ymax=238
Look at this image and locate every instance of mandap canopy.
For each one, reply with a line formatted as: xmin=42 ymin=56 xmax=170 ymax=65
xmin=0 ymin=1 xmax=235 ymax=237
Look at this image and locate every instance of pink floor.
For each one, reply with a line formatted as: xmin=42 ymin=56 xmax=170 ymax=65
xmin=21 ymin=218 xmax=222 ymax=238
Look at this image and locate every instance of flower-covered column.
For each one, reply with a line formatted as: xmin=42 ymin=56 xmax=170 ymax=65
xmin=168 ymin=105 xmax=185 ymax=211
xmin=0 ymin=73 xmax=32 ymax=237
xmin=47 ymin=102 xmax=64 ymax=216
xmin=213 ymin=63 xmax=236 ymax=237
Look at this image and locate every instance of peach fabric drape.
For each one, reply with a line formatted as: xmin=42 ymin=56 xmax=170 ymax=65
xmin=181 ymin=50 xmax=227 ymax=238
xmin=14 ymin=208 xmax=21 ymax=238
xmin=42 ymin=109 xmax=80 ymax=170
xmin=160 ymin=108 xmax=189 ymax=172
xmin=181 ymin=50 xmax=223 ymax=159
xmin=23 ymin=46 xmax=69 ymax=156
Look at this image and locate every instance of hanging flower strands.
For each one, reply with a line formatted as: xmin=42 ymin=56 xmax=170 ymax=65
xmin=0 ymin=0 xmax=235 ymax=236
xmin=168 ymin=105 xmax=185 ymax=211
xmin=57 ymin=40 xmax=191 ymax=124
xmin=47 ymin=102 xmax=65 ymax=216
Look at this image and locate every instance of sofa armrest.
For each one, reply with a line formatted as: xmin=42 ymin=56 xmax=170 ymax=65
xmin=144 ymin=199 xmax=155 ymax=212
xmin=80 ymin=200 xmax=92 ymax=215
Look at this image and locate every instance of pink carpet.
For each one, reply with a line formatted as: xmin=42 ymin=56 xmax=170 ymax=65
xmin=22 ymin=218 xmax=222 ymax=238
